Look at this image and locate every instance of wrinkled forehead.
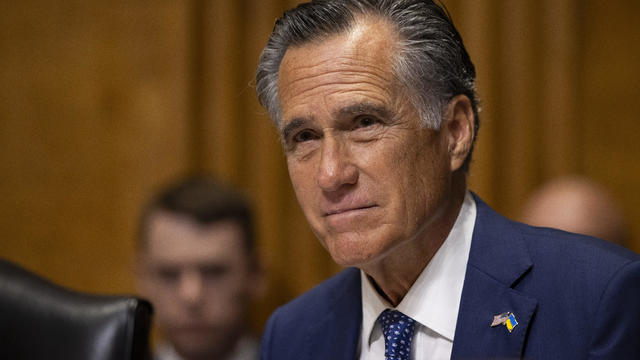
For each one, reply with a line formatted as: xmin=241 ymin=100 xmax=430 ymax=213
xmin=277 ymin=16 xmax=401 ymax=119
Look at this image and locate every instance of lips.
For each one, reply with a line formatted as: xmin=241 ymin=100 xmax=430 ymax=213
xmin=323 ymin=204 xmax=377 ymax=217
xmin=321 ymin=204 xmax=378 ymax=232
xmin=176 ymin=323 xmax=213 ymax=332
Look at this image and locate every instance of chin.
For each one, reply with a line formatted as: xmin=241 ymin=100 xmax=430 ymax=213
xmin=323 ymin=231 xmax=392 ymax=268
xmin=171 ymin=329 xmax=223 ymax=355
xmin=174 ymin=339 xmax=227 ymax=360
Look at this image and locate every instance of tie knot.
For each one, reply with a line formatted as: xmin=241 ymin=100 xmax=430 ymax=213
xmin=377 ymin=309 xmax=415 ymax=360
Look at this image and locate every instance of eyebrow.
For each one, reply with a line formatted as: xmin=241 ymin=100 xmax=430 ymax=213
xmin=335 ymin=103 xmax=391 ymax=120
xmin=282 ymin=117 xmax=308 ymax=140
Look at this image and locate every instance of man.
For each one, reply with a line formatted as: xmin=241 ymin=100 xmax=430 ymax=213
xmin=255 ymin=1 xmax=640 ymax=359
xmin=136 ymin=177 xmax=262 ymax=360
xmin=521 ymin=176 xmax=630 ymax=247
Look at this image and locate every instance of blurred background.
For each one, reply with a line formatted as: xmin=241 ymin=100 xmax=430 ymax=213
xmin=2 ymin=0 xmax=639 ymax=335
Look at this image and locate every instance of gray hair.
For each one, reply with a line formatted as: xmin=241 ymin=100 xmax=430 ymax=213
xmin=256 ymin=0 xmax=479 ymax=171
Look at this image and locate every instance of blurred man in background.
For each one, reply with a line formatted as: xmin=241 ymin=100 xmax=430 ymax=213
xmin=136 ymin=177 xmax=262 ymax=360
xmin=521 ymin=176 xmax=630 ymax=247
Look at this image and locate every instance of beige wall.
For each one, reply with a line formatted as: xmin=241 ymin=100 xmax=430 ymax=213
xmin=1 ymin=0 xmax=639 ymax=333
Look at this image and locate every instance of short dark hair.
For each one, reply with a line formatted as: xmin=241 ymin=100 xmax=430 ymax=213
xmin=137 ymin=176 xmax=255 ymax=254
xmin=256 ymin=0 xmax=479 ymax=172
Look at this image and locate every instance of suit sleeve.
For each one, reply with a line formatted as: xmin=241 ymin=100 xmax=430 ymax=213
xmin=588 ymin=259 xmax=640 ymax=359
xmin=260 ymin=307 xmax=280 ymax=360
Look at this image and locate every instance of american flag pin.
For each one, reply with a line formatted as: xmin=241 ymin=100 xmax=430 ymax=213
xmin=491 ymin=312 xmax=510 ymax=327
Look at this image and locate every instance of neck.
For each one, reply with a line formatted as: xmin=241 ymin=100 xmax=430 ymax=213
xmin=363 ymin=178 xmax=467 ymax=306
xmin=174 ymin=332 xmax=243 ymax=360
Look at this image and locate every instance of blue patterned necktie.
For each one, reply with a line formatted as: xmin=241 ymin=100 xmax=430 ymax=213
xmin=378 ymin=309 xmax=416 ymax=360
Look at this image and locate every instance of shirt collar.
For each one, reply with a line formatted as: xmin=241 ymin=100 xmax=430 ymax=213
xmin=360 ymin=191 xmax=476 ymax=346
xmin=155 ymin=336 xmax=258 ymax=360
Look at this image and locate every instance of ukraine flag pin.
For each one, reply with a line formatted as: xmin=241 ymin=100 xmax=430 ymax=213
xmin=505 ymin=313 xmax=518 ymax=332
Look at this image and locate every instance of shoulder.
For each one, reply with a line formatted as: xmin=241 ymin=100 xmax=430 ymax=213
xmin=473 ymin=192 xmax=638 ymax=276
xmin=268 ymin=267 xmax=360 ymax=326
xmin=260 ymin=268 xmax=361 ymax=359
xmin=518 ymin=225 xmax=640 ymax=356
xmin=518 ymin=221 xmax=640 ymax=311
xmin=472 ymin=192 xmax=639 ymax=310
xmin=516 ymin=219 xmax=638 ymax=281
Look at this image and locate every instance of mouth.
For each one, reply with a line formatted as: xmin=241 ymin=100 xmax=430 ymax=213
xmin=174 ymin=324 xmax=217 ymax=336
xmin=323 ymin=204 xmax=377 ymax=217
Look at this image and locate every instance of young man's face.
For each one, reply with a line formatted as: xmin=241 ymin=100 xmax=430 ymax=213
xmin=137 ymin=211 xmax=258 ymax=359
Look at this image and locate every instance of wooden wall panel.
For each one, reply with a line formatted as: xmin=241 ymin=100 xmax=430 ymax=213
xmin=580 ymin=0 xmax=640 ymax=253
xmin=538 ymin=0 xmax=581 ymax=178
xmin=451 ymin=0 xmax=499 ymax=203
xmin=0 ymin=0 xmax=192 ymax=292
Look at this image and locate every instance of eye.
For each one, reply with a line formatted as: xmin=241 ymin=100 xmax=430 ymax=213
xmin=200 ymin=264 xmax=228 ymax=279
xmin=156 ymin=267 xmax=180 ymax=283
xmin=292 ymin=129 xmax=318 ymax=143
xmin=355 ymin=115 xmax=379 ymax=128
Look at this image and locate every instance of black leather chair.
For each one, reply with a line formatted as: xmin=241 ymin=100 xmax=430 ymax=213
xmin=0 ymin=258 xmax=153 ymax=360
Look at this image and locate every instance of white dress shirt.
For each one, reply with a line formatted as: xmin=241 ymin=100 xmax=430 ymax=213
xmin=154 ymin=336 xmax=259 ymax=360
xmin=358 ymin=191 xmax=476 ymax=360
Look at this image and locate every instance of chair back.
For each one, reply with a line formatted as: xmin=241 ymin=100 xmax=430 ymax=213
xmin=0 ymin=258 xmax=153 ymax=360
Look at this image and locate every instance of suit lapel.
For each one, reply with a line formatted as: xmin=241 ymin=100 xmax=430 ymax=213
xmin=305 ymin=268 xmax=362 ymax=360
xmin=451 ymin=266 xmax=538 ymax=359
xmin=451 ymin=194 xmax=538 ymax=359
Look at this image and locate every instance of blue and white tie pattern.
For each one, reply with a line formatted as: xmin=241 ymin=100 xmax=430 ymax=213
xmin=378 ymin=309 xmax=416 ymax=360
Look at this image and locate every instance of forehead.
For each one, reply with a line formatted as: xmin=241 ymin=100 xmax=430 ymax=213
xmin=144 ymin=211 xmax=246 ymax=264
xmin=277 ymin=17 xmax=400 ymax=121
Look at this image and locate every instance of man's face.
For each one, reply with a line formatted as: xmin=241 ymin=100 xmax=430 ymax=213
xmin=137 ymin=212 xmax=258 ymax=359
xmin=277 ymin=17 xmax=455 ymax=269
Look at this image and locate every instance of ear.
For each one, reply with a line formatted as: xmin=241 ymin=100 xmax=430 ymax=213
xmin=443 ymin=95 xmax=475 ymax=172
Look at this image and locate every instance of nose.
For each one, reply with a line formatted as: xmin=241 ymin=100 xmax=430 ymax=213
xmin=177 ymin=269 xmax=203 ymax=305
xmin=317 ymin=135 xmax=358 ymax=192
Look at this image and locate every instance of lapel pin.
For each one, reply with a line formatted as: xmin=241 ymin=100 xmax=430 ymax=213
xmin=491 ymin=312 xmax=518 ymax=332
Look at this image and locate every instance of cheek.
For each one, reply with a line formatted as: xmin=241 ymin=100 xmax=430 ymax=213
xmin=145 ymin=283 xmax=172 ymax=306
xmin=393 ymin=140 xmax=449 ymax=216
xmin=204 ymin=282 xmax=249 ymax=320
xmin=412 ymin=155 xmax=451 ymax=218
xmin=287 ymin=161 xmax=317 ymax=208
xmin=150 ymin=291 xmax=181 ymax=323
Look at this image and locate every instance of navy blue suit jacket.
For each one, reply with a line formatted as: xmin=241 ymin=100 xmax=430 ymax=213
xmin=260 ymin=195 xmax=640 ymax=359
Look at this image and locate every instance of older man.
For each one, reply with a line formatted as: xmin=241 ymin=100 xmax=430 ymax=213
xmin=255 ymin=1 xmax=640 ymax=359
